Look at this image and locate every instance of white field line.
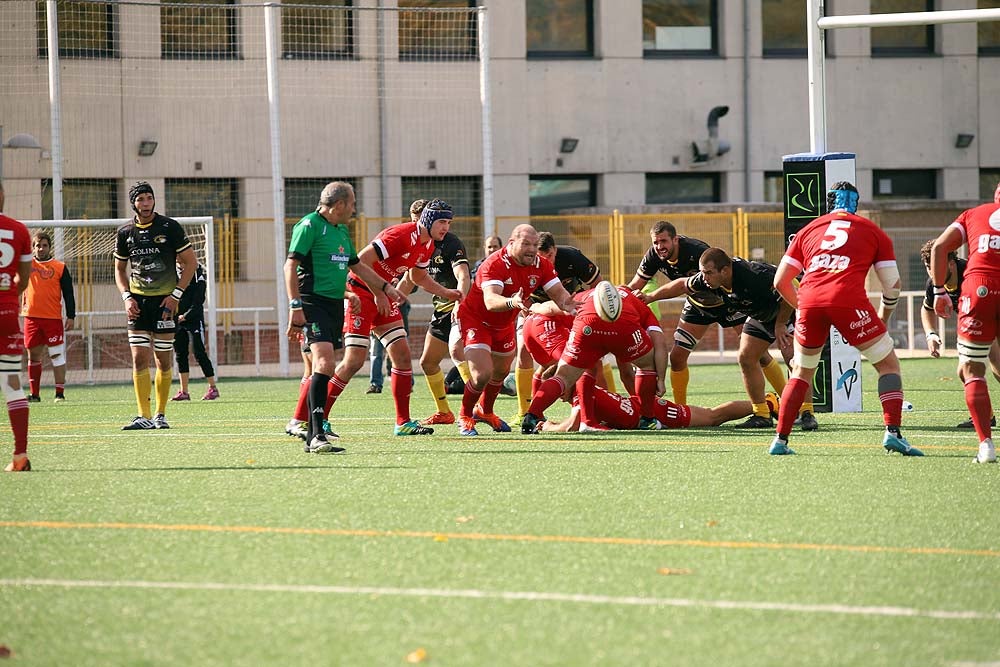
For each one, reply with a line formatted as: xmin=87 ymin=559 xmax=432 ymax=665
xmin=1 ymin=578 xmax=998 ymax=621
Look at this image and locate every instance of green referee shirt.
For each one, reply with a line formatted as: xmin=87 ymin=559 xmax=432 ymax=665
xmin=287 ymin=211 xmax=357 ymax=299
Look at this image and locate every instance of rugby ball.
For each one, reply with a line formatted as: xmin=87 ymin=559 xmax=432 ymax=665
xmin=593 ymin=281 xmax=623 ymax=322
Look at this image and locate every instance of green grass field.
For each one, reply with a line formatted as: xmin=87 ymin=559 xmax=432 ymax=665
xmin=2 ymin=357 xmax=998 ymax=666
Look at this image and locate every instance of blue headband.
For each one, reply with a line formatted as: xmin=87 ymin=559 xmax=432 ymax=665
xmin=419 ymin=200 xmax=453 ymax=230
xmin=828 ymin=189 xmax=859 ymax=214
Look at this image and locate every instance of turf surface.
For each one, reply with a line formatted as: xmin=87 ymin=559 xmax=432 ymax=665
xmin=1 ymin=357 xmax=998 ymax=666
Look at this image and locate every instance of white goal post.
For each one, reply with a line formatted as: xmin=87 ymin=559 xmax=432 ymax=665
xmin=807 ymin=4 xmax=1000 ymax=153
xmin=21 ymin=216 xmax=215 ymax=385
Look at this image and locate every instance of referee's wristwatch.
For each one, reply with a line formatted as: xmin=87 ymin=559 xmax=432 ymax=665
xmin=289 ymin=298 xmax=303 ymax=310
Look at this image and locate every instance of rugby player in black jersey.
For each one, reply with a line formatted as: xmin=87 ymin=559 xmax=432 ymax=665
xmin=114 ymin=181 xmax=197 ymax=431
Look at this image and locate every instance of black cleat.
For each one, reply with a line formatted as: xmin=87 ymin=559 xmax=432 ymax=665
xmin=521 ymin=413 xmax=541 ymax=435
xmin=796 ymin=411 xmax=819 ymax=431
xmin=957 ymin=415 xmax=996 ymax=429
xmin=734 ymin=415 xmax=774 ymax=429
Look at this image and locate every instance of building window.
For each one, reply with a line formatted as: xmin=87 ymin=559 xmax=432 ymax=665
xmin=401 ymin=176 xmax=481 ymax=242
xmin=871 ymin=0 xmax=934 ymax=56
xmin=646 ymin=173 xmax=720 ymax=204
xmin=285 ymin=178 xmax=360 ymax=221
xmin=166 ymin=178 xmax=240 ymax=278
xmin=980 ymin=169 xmax=1000 ymax=201
xmin=762 ymin=0 xmax=806 ymax=56
xmin=161 ymin=0 xmax=238 ymax=60
xmin=872 ymin=169 xmax=937 ymax=199
xmin=282 ymin=0 xmax=354 ymax=60
xmin=527 ymin=0 xmax=593 ymax=58
xmin=41 ymin=179 xmax=118 ymax=220
xmin=398 ymin=0 xmax=477 ymax=61
xmin=979 ymin=0 xmax=1000 ymax=55
xmin=529 ymin=176 xmax=596 ymax=215
xmin=642 ymin=0 xmax=717 ymax=56
xmin=763 ymin=171 xmax=783 ymax=203
xmin=36 ymin=0 xmax=117 ymax=59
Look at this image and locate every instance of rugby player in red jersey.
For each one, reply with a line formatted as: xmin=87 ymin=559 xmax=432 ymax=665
xmin=454 ymin=224 xmax=575 ymax=436
xmin=521 ymin=282 xmax=666 ymax=434
xmin=770 ymin=181 xmax=920 ymax=457
xmin=324 ymin=199 xmax=463 ymax=437
xmin=930 ymin=180 xmax=1000 ymax=463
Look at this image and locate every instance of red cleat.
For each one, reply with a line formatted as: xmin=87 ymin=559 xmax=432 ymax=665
xmin=5 ymin=456 xmax=31 ymax=472
xmin=472 ymin=406 xmax=512 ymax=432
xmin=420 ymin=411 xmax=456 ymax=426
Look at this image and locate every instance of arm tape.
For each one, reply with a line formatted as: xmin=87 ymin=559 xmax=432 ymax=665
xmin=875 ymin=263 xmax=901 ymax=306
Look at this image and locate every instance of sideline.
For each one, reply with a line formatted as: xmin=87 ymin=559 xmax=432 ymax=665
xmin=1 ymin=577 xmax=997 ymax=621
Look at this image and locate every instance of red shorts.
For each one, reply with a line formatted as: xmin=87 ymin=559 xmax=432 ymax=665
xmin=0 ymin=307 xmax=23 ymax=356
xmin=561 ymin=326 xmax=654 ymax=370
xmin=522 ymin=314 xmax=569 ymax=366
xmin=343 ymin=284 xmax=403 ymax=337
xmin=457 ymin=312 xmax=516 ymax=355
xmin=794 ymin=302 xmax=887 ymax=349
xmin=957 ymin=275 xmax=1000 ymax=345
xmin=24 ymin=316 xmax=65 ymax=349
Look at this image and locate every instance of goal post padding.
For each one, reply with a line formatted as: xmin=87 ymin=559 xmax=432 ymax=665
xmin=21 ymin=217 xmax=215 ymax=385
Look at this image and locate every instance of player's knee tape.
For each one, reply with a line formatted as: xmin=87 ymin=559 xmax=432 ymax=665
xmin=378 ymin=326 xmax=407 ymax=349
xmin=673 ymin=328 xmax=700 ymax=352
xmin=877 ymin=372 xmax=902 ymax=394
xmin=48 ymin=343 xmax=67 ymax=367
xmin=861 ymin=334 xmax=894 ymax=364
xmin=794 ymin=349 xmax=822 ymax=369
xmin=958 ymin=339 xmax=992 ymax=366
xmin=344 ymin=333 xmax=369 ymax=349
xmin=154 ymin=339 xmax=174 ymax=352
xmin=0 ymin=356 xmax=24 ymax=402
xmin=129 ymin=333 xmax=152 ymax=347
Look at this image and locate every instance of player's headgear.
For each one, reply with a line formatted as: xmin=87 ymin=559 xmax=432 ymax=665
xmin=827 ymin=181 xmax=859 ymax=214
xmin=128 ymin=181 xmax=154 ymax=213
xmin=419 ymin=198 xmax=453 ymax=232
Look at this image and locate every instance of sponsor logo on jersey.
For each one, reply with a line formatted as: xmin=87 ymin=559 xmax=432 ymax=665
xmin=975 ymin=234 xmax=1000 ymax=254
xmin=807 ymin=253 xmax=851 ymax=272
xmin=849 ymin=308 xmax=872 ymax=330
xmin=978 ymin=285 xmax=989 ymax=298
xmin=154 ymin=235 xmax=167 ymax=244
xmin=582 ymin=325 xmax=593 ymax=336
xmin=529 ymin=276 xmax=538 ymax=288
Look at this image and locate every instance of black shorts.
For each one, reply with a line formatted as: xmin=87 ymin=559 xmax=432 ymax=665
xmin=128 ymin=294 xmax=177 ymax=334
xmin=428 ymin=309 xmax=453 ymax=343
xmin=679 ymin=300 xmax=747 ymax=328
xmin=743 ymin=312 xmax=795 ymax=344
xmin=302 ymin=294 xmax=345 ymax=349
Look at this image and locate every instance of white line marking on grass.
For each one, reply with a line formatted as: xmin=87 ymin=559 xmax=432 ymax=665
xmin=2 ymin=578 xmax=997 ymax=621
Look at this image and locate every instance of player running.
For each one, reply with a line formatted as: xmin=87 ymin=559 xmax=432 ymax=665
xmin=929 ymin=180 xmax=1000 ymax=463
xmin=454 ymin=224 xmax=575 ymax=436
xmin=323 ymin=198 xmax=463 ymax=437
xmin=770 ymin=181 xmax=920 ymax=457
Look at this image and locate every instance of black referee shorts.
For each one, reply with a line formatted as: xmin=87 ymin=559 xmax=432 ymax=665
xmin=301 ymin=293 xmax=345 ymax=349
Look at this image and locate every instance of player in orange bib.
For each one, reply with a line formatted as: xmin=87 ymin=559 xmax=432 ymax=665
xmin=21 ymin=230 xmax=76 ymax=402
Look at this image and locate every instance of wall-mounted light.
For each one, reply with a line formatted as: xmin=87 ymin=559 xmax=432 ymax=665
xmin=955 ymin=133 xmax=974 ymax=149
xmin=559 ymin=137 xmax=579 ymax=154
xmin=138 ymin=140 xmax=158 ymax=157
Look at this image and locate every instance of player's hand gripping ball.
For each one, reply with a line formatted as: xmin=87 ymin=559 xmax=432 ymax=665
xmin=593 ymin=281 xmax=623 ymax=322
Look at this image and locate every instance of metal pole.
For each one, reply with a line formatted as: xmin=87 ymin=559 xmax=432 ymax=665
xmin=46 ymin=0 xmax=64 ymax=226
xmin=819 ymin=8 xmax=1000 ymax=30
xmin=264 ymin=3 xmax=289 ymax=376
xmin=478 ymin=7 xmax=494 ymax=238
xmin=807 ymin=0 xmax=826 ymax=155
xmin=377 ymin=1 xmax=388 ymax=221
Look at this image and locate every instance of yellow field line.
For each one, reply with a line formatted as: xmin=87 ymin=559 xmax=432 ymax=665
xmin=1 ymin=520 xmax=996 ymax=558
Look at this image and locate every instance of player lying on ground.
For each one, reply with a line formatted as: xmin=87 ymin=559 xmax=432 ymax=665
xmin=537 ymin=372 xmax=761 ymax=432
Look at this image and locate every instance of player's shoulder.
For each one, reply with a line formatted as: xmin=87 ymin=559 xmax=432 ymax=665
xmin=679 ymin=236 xmax=710 ymax=253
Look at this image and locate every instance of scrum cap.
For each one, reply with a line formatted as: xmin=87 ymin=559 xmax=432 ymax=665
xmin=128 ymin=181 xmax=154 ymax=213
xmin=419 ymin=198 xmax=453 ymax=231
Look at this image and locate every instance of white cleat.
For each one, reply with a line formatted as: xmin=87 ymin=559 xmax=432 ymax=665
xmin=975 ymin=438 xmax=996 ymax=464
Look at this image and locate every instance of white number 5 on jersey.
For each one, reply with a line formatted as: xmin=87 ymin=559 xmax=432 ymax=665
xmin=819 ymin=220 xmax=851 ymax=251
xmin=0 ymin=229 xmax=15 ymax=268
